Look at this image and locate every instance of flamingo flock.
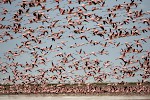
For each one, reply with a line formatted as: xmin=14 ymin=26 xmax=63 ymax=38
xmin=0 ymin=0 xmax=150 ymax=89
xmin=0 ymin=82 xmax=150 ymax=95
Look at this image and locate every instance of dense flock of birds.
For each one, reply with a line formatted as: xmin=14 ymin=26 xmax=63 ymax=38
xmin=0 ymin=0 xmax=150 ymax=85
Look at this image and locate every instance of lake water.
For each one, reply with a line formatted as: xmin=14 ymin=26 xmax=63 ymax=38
xmin=0 ymin=95 xmax=150 ymax=100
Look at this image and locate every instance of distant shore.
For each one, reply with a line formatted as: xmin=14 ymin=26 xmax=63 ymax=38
xmin=1 ymin=93 xmax=149 ymax=96
xmin=0 ymin=82 xmax=150 ymax=95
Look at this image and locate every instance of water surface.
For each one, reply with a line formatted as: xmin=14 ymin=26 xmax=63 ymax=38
xmin=0 ymin=95 xmax=150 ymax=100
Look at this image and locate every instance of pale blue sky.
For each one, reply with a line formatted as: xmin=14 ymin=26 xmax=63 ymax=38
xmin=0 ymin=0 xmax=150 ymax=84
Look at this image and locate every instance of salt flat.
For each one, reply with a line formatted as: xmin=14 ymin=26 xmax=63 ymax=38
xmin=0 ymin=95 xmax=150 ymax=100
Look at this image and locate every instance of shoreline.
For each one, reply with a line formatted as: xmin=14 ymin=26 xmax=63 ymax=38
xmin=0 ymin=83 xmax=150 ymax=96
xmin=0 ymin=93 xmax=150 ymax=96
xmin=1 ymin=95 xmax=150 ymax=100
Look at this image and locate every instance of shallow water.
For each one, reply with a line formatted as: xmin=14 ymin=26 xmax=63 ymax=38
xmin=0 ymin=95 xmax=150 ymax=100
